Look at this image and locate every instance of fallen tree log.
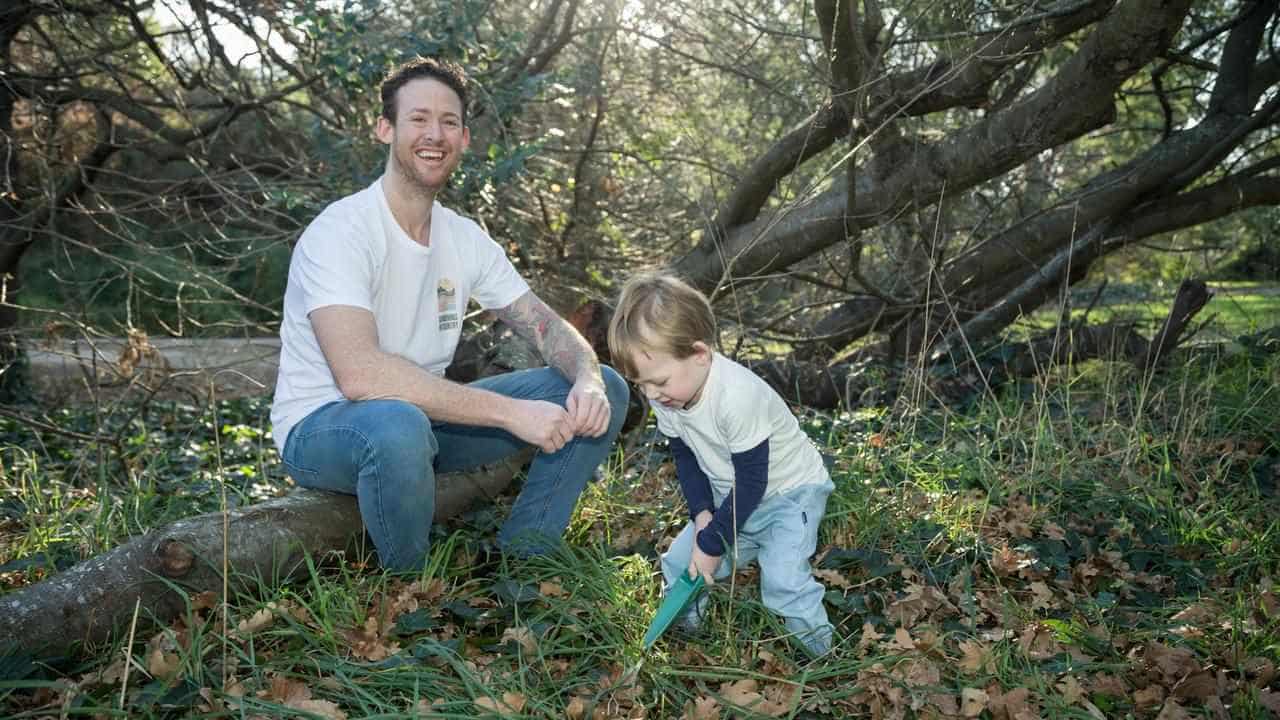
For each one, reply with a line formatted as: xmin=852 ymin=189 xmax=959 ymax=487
xmin=1 ymin=450 xmax=532 ymax=655
xmin=743 ymin=279 xmax=1256 ymax=410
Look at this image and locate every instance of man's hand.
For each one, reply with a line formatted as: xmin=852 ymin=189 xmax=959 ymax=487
xmin=505 ymin=398 xmax=575 ymax=454
xmin=688 ymin=543 xmax=721 ymax=585
xmin=566 ymin=376 xmax=611 ymax=437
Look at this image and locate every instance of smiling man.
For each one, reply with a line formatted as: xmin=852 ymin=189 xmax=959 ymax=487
xmin=271 ymin=57 xmax=628 ymax=571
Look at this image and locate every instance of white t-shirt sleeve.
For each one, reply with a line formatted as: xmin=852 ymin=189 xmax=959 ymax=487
xmin=464 ymin=221 xmax=529 ymax=310
xmin=294 ymin=213 xmax=376 ymax=314
xmin=716 ymin=368 xmax=775 ymax=453
xmin=653 ymin=405 xmax=676 ymax=437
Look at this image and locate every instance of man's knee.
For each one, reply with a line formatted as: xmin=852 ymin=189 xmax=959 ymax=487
xmin=358 ymin=400 xmax=437 ymax=465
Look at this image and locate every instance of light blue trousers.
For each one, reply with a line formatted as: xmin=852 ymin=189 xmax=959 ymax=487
xmin=281 ymin=366 xmax=629 ymax=570
xmin=660 ymin=478 xmax=835 ymax=656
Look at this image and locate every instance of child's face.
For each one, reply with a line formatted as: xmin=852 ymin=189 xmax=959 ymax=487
xmin=628 ymin=341 xmax=713 ymax=410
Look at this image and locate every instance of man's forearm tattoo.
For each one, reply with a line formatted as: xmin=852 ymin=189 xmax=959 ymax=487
xmin=496 ymin=292 xmax=600 ymax=381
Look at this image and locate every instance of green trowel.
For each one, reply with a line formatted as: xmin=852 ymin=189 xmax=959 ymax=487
xmin=642 ymin=572 xmax=706 ymax=649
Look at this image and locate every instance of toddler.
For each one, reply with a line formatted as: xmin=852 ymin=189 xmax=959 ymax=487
xmin=608 ymin=272 xmax=835 ymax=656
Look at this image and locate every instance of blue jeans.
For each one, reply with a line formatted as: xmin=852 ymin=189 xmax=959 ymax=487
xmin=281 ymin=366 xmax=629 ymax=570
xmin=660 ymin=478 xmax=835 ymax=656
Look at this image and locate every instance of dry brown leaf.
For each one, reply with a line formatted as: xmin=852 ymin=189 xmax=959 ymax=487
xmin=684 ymin=695 xmax=719 ymax=720
xmin=720 ymin=678 xmax=761 ymax=707
xmin=1154 ymin=699 xmax=1193 ymax=720
xmin=960 ymin=687 xmax=987 ymax=717
xmin=931 ymin=691 xmax=960 ymax=716
xmin=146 ymin=644 xmax=181 ymax=680
xmin=474 ymin=692 xmax=526 ymax=716
xmin=1056 ymin=675 xmax=1086 ymax=704
xmin=1171 ymin=670 xmax=1217 ymax=701
xmin=501 ymin=626 xmax=537 ymax=655
xmin=1143 ymin=642 xmax=1200 ymax=682
xmin=340 ymin=618 xmax=400 ymax=662
xmin=410 ymin=577 xmax=447 ymax=604
xmin=145 ymin=633 xmax=181 ymax=680
xmin=991 ymin=545 xmax=1021 ymax=577
xmin=856 ymin=622 xmax=883 ymax=657
xmin=539 ymin=580 xmax=568 ymax=599
xmin=565 ymin=695 xmax=589 ymax=720
xmin=190 ymin=591 xmax=219 ymax=611
xmin=955 ymin=639 xmax=992 ymax=675
xmin=756 ymin=649 xmax=793 ymax=677
xmin=1133 ymin=684 xmax=1166 ymax=709
xmin=1041 ymin=521 xmax=1066 ymax=540
xmin=1170 ymin=600 xmax=1220 ymax=625
xmin=290 ymin=699 xmax=348 ymax=720
xmin=1088 ymin=673 xmax=1128 ymax=697
xmin=1027 ymin=581 xmax=1055 ymax=612
xmin=886 ymin=627 xmax=915 ymax=652
xmin=988 ymin=686 xmax=1040 ymax=720
xmin=546 ymin=657 xmax=573 ymax=682
xmin=197 ymin=686 xmax=222 ymax=713
xmin=812 ymin=568 xmax=853 ymax=590
xmin=234 ymin=604 xmax=276 ymax=638
xmin=1204 ymin=696 xmax=1230 ymax=720
xmin=412 ymin=697 xmax=445 ymax=717
xmin=1243 ymin=657 xmax=1276 ymax=687
xmin=89 ymin=657 xmax=126 ymax=686
xmin=913 ymin=627 xmax=944 ymax=655
xmin=1258 ymin=689 xmax=1280 ymax=714
xmin=758 ymin=683 xmax=799 ymax=717
xmin=258 ymin=675 xmax=347 ymax=720
xmin=1017 ymin=624 xmax=1061 ymax=660
xmin=886 ymin=583 xmax=956 ymax=626
xmin=1259 ymin=590 xmax=1279 ymax=620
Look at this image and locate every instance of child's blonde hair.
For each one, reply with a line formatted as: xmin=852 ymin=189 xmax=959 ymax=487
xmin=608 ymin=271 xmax=717 ymax=379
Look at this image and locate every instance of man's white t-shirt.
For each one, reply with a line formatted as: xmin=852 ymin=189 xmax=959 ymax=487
xmin=651 ymin=352 xmax=828 ymax=504
xmin=270 ymin=177 xmax=530 ymax=452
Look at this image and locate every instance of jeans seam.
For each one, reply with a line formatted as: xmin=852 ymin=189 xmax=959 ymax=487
xmin=526 ymin=437 xmax=580 ymax=540
xmin=291 ymin=423 xmax=400 ymax=567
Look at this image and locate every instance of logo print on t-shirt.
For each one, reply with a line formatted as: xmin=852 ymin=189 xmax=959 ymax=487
xmin=437 ymin=278 xmax=459 ymax=330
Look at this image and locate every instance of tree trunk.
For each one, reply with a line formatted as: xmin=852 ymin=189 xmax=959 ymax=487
xmin=745 ymin=280 xmax=1227 ymax=410
xmin=0 ymin=451 xmax=532 ymax=655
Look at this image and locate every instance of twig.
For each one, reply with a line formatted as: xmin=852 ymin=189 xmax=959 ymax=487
xmin=0 ymin=406 xmax=115 ymax=445
xmin=1074 ymin=278 xmax=1109 ymax=330
xmin=119 ymin=597 xmax=141 ymax=710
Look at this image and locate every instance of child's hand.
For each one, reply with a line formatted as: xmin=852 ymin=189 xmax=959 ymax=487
xmin=694 ymin=510 xmax=713 ymax=532
xmin=688 ymin=545 xmax=720 ymax=585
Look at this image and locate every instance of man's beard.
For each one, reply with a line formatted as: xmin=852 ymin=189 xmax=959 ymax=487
xmin=391 ymin=144 xmax=448 ymax=198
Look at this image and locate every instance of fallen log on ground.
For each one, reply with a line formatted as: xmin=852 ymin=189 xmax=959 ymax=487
xmin=744 ymin=279 xmax=1270 ymax=410
xmin=0 ymin=450 xmax=532 ymax=655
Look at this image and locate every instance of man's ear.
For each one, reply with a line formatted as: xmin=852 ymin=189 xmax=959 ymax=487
xmin=375 ymin=116 xmax=394 ymax=145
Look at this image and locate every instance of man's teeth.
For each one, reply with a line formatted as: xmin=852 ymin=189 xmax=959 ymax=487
xmin=415 ymin=149 xmax=445 ymax=160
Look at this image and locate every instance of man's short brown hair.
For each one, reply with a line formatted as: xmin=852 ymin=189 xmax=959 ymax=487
xmin=608 ymin=271 xmax=717 ymax=380
xmin=380 ymin=56 xmax=469 ymax=124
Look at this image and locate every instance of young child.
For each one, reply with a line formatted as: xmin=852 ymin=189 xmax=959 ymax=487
xmin=608 ymin=272 xmax=836 ymax=656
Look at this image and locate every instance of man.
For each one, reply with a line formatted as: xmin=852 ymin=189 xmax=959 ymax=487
xmin=271 ymin=56 xmax=629 ymax=571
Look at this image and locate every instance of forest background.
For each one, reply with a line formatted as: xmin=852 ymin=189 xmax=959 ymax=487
xmin=1 ymin=0 xmax=1279 ymax=718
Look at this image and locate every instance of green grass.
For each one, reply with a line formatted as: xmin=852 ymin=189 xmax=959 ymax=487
xmin=2 ymin=347 xmax=1279 ymax=718
xmin=1017 ymin=281 xmax=1280 ymax=342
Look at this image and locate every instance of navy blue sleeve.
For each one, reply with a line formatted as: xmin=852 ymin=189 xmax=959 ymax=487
xmin=695 ymin=438 xmax=769 ymax=556
xmin=669 ymin=435 xmax=715 ymax=520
